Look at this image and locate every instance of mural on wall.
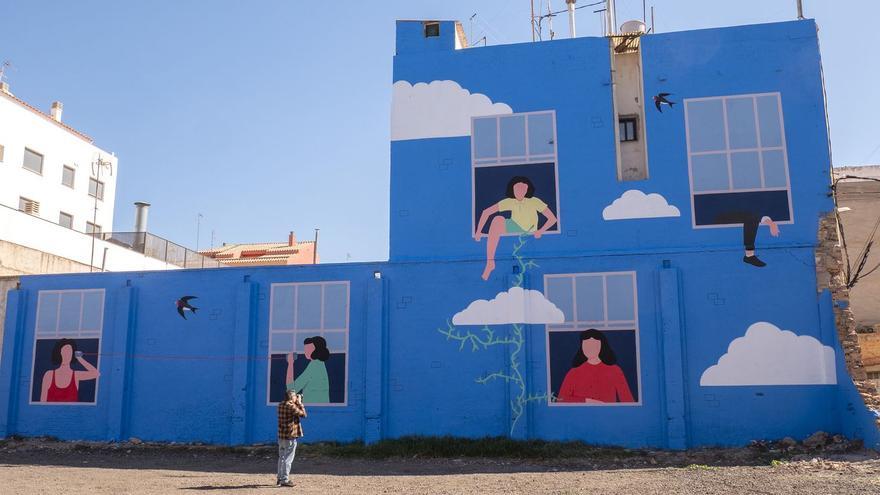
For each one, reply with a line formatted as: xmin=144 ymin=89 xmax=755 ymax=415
xmin=175 ymin=296 xmax=199 ymax=320
xmin=602 ymin=190 xmax=681 ymax=220
xmin=653 ymin=92 xmax=676 ymax=112
xmin=685 ymin=93 xmax=792 ymax=267
xmin=32 ymin=338 xmax=100 ymax=403
xmin=440 ymin=235 xmax=558 ymax=434
xmin=268 ymin=282 xmax=349 ymax=405
xmin=544 ymin=272 xmax=641 ymax=406
xmin=555 ymin=330 xmax=635 ymax=403
xmin=31 ymin=289 xmax=104 ymax=405
xmin=700 ymin=322 xmax=837 ymax=386
xmin=391 ymin=80 xmax=512 ymax=141
xmin=475 ymin=176 xmax=558 ymax=280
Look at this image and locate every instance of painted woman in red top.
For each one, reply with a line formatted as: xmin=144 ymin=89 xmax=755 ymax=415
xmin=557 ymin=329 xmax=635 ymax=404
xmin=39 ymin=339 xmax=100 ymax=403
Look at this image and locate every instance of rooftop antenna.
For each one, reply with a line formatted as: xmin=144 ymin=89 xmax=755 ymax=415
xmin=650 ymin=5 xmax=655 ymax=33
xmin=469 ymin=13 xmax=477 ymax=44
xmin=566 ymin=0 xmax=577 ymax=38
xmin=547 ymin=0 xmax=556 ymax=40
xmin=530 ymin=0 xmax=537 ymax=41
xmin=796 ymin=0 xmax=805 ymax=19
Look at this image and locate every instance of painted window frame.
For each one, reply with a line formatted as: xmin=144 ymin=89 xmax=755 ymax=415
xmin=266 ymin=280 xmax=350 ymax=407
xmin=544 ymin=271 xmax=642 ymax=407
xmin=470 ymin=110 xmax=562 ymax=237
xmin=29 ymin=288 xmax=105 ymax=406
xmin=684 ymin=92 xmax=794 ymax=229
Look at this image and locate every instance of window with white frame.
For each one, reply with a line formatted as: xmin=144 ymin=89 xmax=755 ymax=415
xmin=30 ymin=289 xmax=105 ymax=404
xmin=268 ymin=281 xmax=349 ymax=405
xmin=544 ymin=272 xmax=641 ymax=406
xmin=471 ymin=111 xmax=561 ymax=236
xmin=685 ymin=93 xmax=792 ymax=227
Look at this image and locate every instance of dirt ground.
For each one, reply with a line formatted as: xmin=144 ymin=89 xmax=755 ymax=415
xmin=1 ymin=439 xmax=879 ymax=494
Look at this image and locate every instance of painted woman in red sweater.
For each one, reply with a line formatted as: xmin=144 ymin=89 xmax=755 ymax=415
xmin=557 ymin=329 xmax=635 ymax=404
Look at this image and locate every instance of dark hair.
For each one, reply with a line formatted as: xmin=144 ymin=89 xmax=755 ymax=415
xmin=571 ymin=329 xmax=616 ymax=367
xmin=51 ymin=338 xmax=77 ymax=366
xmin=303 ymin=336 xmax=330 ymax=362
xmin=505 ymin=176 xmax=535 ymax=198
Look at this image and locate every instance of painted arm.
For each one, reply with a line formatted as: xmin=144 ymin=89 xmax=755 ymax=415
xmin=612 ymin=367 xmax=635 ymax=403
xmin=474 ymin=204 xmax=500 ymax=241
xmin=534 ymin=207 xmax=558 ymax=239
xmin=285 ymin=352 xmax=295 ymax=389
xmin=557 ymin=370 xmax=577 ymax=402
xmin=40 ymin=371 xmax=52 ymax=402
xmin=761 ymin=216 xmax=780 ymax=237
xmin=75 ymin=356 xmax=100 ymax=381
xmin=293 ymin=361 xmax=313 ymax=394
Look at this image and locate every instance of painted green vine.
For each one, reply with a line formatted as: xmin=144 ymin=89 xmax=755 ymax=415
xmin=439 ymin=234 xmax=552 ymax=435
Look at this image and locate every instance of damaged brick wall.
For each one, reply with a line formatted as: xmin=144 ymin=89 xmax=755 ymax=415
xmin=816 ymin=213 xmax=880 ymax=423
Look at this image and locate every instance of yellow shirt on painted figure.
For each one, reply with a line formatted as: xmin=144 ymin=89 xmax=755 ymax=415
xmin=497 ymin=197 xmax=548 ymax=232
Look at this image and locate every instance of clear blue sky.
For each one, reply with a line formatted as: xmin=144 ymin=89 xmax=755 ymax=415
xmin=3 ymin=1 xmax=877 ymax=263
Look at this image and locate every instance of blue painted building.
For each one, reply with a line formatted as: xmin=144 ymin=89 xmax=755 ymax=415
xmin=2 ymin=18 xmax=878 ymax=449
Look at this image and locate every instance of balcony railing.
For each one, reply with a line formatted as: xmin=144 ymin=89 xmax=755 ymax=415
xmin=94 ymin=232 xmax=223 ymax=269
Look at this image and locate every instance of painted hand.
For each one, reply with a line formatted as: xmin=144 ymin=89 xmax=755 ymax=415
xmin=473 ymin=232 xmax=482 ymax=242
xmin=768 ymin=222 xmax=780 ymax=237
xmin=583 ymin=398 xmax=604 ymax=404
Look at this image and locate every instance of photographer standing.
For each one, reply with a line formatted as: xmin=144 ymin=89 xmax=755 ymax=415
xmin=276 ymin=389 xmax=306 ymax=487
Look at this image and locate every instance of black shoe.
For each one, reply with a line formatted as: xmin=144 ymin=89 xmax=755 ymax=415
xmin=743 ymin=255 xmax=766 ymax=267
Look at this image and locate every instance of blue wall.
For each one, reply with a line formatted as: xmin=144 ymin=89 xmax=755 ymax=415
xmin=1 ymin=19 xmax=876 ymax=449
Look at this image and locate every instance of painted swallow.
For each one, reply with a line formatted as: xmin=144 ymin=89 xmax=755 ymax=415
xmin=653 ymin=93 xmax=675 ymax=112
xmin=176 ymin=296 xmax=198 ymax=320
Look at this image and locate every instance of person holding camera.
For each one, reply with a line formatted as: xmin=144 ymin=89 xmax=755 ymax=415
xmin=276 ymin=389 xmax=307 ymax=487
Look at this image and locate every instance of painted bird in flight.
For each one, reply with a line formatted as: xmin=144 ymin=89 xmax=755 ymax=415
xmin=176 ymin=296 xmax=198 ymax=320
xmin=653 ymin=93 xmax=675 ymax=112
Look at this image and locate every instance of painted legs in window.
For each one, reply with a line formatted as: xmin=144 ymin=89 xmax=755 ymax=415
xmin=480 ymin=215 xmax=508 ymax=280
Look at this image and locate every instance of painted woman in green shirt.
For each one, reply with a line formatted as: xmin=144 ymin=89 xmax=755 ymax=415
xmin=285 ymin=336 xmax=331 ymax=404
xmin=474 ymin=176 xmax=558 ymax=281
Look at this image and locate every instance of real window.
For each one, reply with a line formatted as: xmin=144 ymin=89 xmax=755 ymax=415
xmin=23 ymin=148 xmax=43 ymax=174
xmin=88 ymin=178 xmax=104 ymax=200
xmin=424 ymin=22 xmax=440 ymax=38
xmin=86 ymin=222 xmax=101 ymax=235
xmin=684 ymin=93 xmax=792 ymax=227
xmin=62 ymin=166 xmax=76 ymax=188
xmin=268 ymin=281 xmax=350 ymax=405
xmin=18 ymin=197 xmax=40 ymax=216
xmin=544 ymin=271 xmax=641 ymax=406
xmin=619 ymin=117 xmax=638 ymax=142
xmin=31 ymin=289 xmax=104 ymax=405
xmin=59 ymin=212 xmax=73 ymax=229
xmin=471 ymin=111 xmax=561 ymax=237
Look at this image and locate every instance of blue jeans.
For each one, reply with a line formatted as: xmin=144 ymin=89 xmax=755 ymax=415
xmin=277 ymin=438 xmax=298 ymax=482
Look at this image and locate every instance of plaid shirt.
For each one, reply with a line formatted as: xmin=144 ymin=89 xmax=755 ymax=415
xmin=277 ymin=395 xmax=307 ymax=440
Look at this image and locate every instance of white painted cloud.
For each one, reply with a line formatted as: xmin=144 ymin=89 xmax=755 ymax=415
xmin=391 ymin=80 xmax=513 ymax=141
xmin=700 ymin=322 xmax=837 ymax=386
xmin=452 ymin=287 xmax=565 ymax=326
xmin=602 ymin=190 xmax=681 ymax=220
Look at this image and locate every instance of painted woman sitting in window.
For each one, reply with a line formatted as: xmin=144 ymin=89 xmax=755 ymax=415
xmin=557 ymin=329 xmax=634 ymax=404
xmin=474 ymin=176 xmax=557 ymax=280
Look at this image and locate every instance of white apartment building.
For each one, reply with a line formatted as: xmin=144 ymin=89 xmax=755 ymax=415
xmin=0 ymin=81 xmax=177 ymax=274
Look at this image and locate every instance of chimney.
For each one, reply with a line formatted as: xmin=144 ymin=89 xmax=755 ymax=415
xmin=566 ymin=0 xmax=577 ymax=38
xmin=288 ymin=231 xmax=296 ymax=247
xmin=0 ymin=82 xmax=9 ymax=95
xmin=134 ymin=201 xmax=150 ymax=233
xmin=50 ymin=101 xmax=63 ymax=122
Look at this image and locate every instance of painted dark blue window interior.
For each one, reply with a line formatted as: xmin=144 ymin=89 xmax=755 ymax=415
xmin=473 ymin=163 xmax=559 ymax=234
xmin=472 ymin=111 xmax=559 ymax=234
xmin=268 ymin=282 xmax=349 ymax=404
xmin=544 ymin=273 xmax=640 ymax=405
xmin=31 ymin=338 xmax=100 ymax=403
xmin=686 ymin=94 xmax=791 ymax=226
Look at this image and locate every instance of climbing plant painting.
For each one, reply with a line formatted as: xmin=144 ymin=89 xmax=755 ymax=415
xmin=440 ymin=235 xmax=563 ymax=434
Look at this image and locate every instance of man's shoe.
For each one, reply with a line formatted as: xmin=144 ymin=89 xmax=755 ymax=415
xmin=279 ymin=480 xmax=294 ymax=487
xmin=743 ymin=255 xmax=766 ymax=267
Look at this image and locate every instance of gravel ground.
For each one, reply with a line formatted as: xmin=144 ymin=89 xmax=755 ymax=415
xmin=1 ymin=439 xmax=879 ymax=494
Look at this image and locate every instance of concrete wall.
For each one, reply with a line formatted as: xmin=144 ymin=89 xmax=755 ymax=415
xmin=836 ymin=175 xmax=880 ymax=327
